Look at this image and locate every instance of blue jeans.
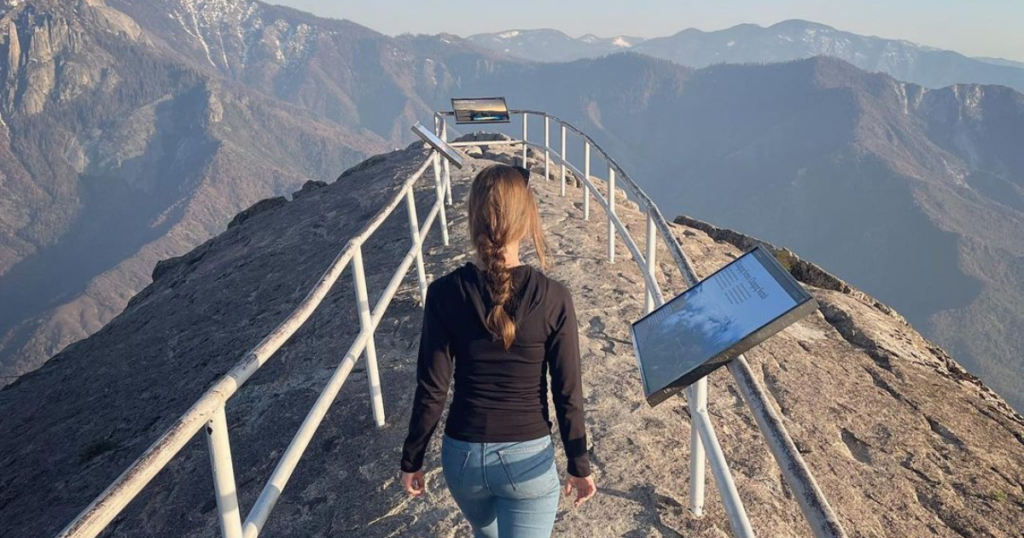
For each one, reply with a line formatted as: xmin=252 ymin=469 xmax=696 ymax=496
xmin=441 ymin=434 xmax=561 ymax=538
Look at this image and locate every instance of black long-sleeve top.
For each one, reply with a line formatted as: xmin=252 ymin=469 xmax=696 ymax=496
xmin=400 ymin=263 xmax=591 ymax=478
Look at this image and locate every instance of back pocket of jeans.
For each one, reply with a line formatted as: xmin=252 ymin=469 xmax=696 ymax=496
xmin=497 ymin=442 xmax=558 ymax=498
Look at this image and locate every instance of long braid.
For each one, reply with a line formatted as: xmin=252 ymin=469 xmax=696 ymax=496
xmin=480 ymin=233 xmax=515 ymax=348
xmin=468 ymin=164 xmax=547 ymax=349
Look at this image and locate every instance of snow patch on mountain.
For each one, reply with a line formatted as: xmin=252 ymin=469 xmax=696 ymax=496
xmin=163 ymin=0 xmax=319 ymax=75
xmin=896 ymin=81 xmax=910 ymax=115
xmin=467 ymin=30 xmax=647 ymax=62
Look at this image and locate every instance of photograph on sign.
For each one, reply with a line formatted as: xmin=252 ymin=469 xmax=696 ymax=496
xmin=632 ymin=245 xmax=818 ymax=406
xmin=410 ymin=122 xmax=464 ymax=169
xmin=451 ymin=97 xmax=511 ymax=124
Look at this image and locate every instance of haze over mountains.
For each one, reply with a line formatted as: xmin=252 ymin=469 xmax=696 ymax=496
xmin=467 ymin=29 xmax=646 ymax=63
xmin=469 ymin=20 xmax=1024 ymax=94
xmin=0 ymin=0 xmax=1023 ymax=415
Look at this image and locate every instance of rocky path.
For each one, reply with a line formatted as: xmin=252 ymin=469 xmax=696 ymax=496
xmin=1 ymin=142 xmax=1021 ymax=537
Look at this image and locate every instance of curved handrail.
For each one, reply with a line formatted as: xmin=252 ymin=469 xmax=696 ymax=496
xmin=522 ymin=110 xmax=704 ymax=285
xmin=442 ymin=109 xmax=701 ymax=287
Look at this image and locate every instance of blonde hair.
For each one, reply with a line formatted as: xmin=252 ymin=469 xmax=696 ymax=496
xmin=468 ymin=164 xmax=547 ymax=349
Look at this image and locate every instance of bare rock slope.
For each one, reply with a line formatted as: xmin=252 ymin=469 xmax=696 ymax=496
xmin=0 ymin=141 xmax=1022 ymax=537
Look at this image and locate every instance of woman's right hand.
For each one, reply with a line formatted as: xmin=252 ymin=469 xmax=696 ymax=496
xmin=402 ymin=470 xmax=427 ymax=496
xmin=565 ymin=474 xmax=597 ymax=508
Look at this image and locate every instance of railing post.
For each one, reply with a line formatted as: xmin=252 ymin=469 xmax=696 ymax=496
xmin=432 ymin=151 xmax=450 ymax=246
xmin=560 ymin=124 xmax=567 ymax=196
xmin=544 ymin=115 xmax=550 ymax=181
xmin=608 ymin=165 xmax=616 ymax=263
xmin=583 ymin=141 xmax=591 ymax=220
xmin=689 ymin=379 xmax=708 ymax=516
xmin=693 ymin=408 xmax=756 ymax=538
xmin=353 ymin=246 xmax=385 ymax=428
xmin=406 ymin=190 xmax=428 ymax=305
xmin=645 ymin=211 xmax=657 ymax=314
xmin=206 ymin=405 xmax=243 ymax=538
xmin=441 ymin=119 xmax=453 ymax=206
xmin=521 ymin=112 xmax=529 ymax=166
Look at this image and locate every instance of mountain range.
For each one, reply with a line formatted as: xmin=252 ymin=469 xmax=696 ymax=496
xmin=467 ymin=28 xmax=646 ymax=62
xmin=468 ymin=20 xmax=1024 ymax=94
xmin=0 ymin=0 xmax=1023 ymax=418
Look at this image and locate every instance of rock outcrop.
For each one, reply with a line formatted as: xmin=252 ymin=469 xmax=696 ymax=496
xmin=1 ymin=142 xmax=1021 ymax=537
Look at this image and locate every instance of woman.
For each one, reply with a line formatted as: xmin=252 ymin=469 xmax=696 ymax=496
xmin=400 ymin=164 xmax=596 ymax=537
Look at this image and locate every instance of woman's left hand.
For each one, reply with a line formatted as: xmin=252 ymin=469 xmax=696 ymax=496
xmin=402 ymin=470 xmax=427 ymax=496
xmin=565 ymin=474 xmax=597 ymax=508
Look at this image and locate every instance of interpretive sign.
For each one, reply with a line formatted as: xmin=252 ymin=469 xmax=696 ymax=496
xmin=411 ymin=122 xmax=464 ymax=169
xmin=451 ymin=97 xmax=511 ymax=124
xmin=632 ymin=245 xmax=818 ymax=406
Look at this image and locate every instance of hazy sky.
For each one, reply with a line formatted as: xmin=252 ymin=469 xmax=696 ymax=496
xmin=269 ymin=0 xmax=1024 ymax=61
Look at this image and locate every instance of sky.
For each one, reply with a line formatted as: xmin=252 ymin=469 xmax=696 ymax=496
xmin=269 ymin=0 xmax=1024 ymax=61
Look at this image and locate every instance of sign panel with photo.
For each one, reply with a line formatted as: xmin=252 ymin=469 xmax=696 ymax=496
xmin=451 ymin=97 xmax=511 ymax=124
xmin=631 ymin=245 xmax=818 ymax=406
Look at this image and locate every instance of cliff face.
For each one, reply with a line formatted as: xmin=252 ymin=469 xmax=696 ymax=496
xmin=0 ymin=0 xmax=378 ymax=386
xmin=0 ymin=0 xmax=503 ymax=385
xmin=106 ymin=0 xmax=486 ymax=143
xmin=1 ymin=142 xmax=1021 ymax=537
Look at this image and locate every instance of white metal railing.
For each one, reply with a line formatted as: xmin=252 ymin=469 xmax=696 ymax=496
xmin=57 ymin=143 xmax=450 ymax=538
xmin=56 ymin=110 xmax=846 ymax=538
